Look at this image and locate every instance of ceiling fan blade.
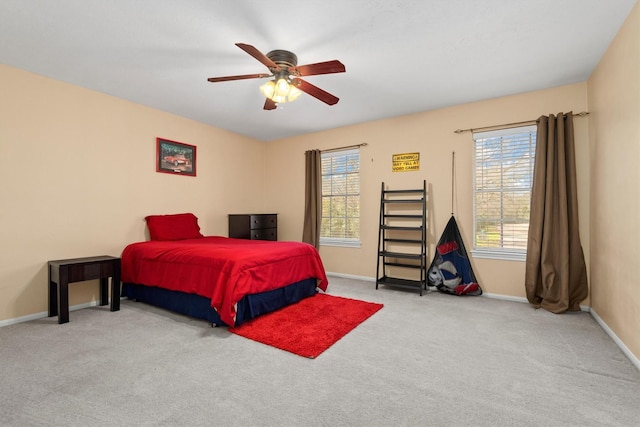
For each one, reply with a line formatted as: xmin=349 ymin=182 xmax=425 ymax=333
xmin=291 ymin=78 xmax=340 ymax=106
xmin=236 ymin=43 xmax=280 ymax=70
xmin=295 ymin=60 xmax=345 ymax=76
xmin=263 ymin=98 xmax=277 ymax=110
xmin=207 ymin=73 xmax=271 ymax=83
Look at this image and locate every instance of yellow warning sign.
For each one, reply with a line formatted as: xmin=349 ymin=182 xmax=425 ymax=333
xmin=392 ymin=152 xmax=420 ymax=172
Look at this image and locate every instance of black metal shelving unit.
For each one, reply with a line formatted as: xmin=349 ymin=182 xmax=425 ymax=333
xmin=376 ymin=180 xmax=427 ymax=295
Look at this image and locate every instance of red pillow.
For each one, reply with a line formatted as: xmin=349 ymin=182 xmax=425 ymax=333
xmin=145 ymin=213 xmax=204 ymax=241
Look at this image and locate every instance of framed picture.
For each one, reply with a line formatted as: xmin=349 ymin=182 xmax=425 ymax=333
xmin=156 ymin=137 xmax=196 ymax=176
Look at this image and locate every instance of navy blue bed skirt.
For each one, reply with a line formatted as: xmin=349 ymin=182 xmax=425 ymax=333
xmin=121 ymin=278 xmax=318 ymax=326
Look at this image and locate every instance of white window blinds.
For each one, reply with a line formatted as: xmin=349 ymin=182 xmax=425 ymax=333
xmin=473 ymin=125 xmax=536 ymax=257
xmin=320 ymin=148 xmax=360 ymax=245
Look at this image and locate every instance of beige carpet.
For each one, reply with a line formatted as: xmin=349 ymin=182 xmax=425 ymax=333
xmin=1 ymin=276 xmax=639 ymax=426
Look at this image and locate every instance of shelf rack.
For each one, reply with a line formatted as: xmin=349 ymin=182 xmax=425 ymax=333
xmin=376 ymin=180 xmax=427 ymax=295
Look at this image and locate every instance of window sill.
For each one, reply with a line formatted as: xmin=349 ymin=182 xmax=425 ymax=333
xmin=471 ymin=249 xmax=526 ymax=262
xmin=320 ymin=238 xmax=361 ymax=248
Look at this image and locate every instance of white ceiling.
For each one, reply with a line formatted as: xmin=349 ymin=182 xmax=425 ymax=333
xmin=1 ymin=0 xmax=636 ymax=141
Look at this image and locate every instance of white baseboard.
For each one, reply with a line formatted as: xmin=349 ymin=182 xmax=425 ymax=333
xmin=0 ymin=300 xmax=101 ymax=328
xmin=326 ymin=272 xmax=375 ymax=282
xmin=482 ymin=293 xmax=591 ymax=312
xmin=589 ymin=308 xmax=640 ymax=372
xmin=482 ymin=292 xmax=528 ymax=304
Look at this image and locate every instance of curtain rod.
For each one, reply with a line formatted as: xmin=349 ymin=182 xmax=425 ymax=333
xmin=453 ymin=111 xmax=589 ymax=134
xmin=321 ymin=142 xmax=368 ymax=153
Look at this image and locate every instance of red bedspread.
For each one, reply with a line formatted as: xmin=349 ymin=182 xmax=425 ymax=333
xmin=121 ymin=236 xmax=328 ymax=326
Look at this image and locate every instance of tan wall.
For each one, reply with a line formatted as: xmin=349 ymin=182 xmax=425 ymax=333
xmin=0 ymin=64 xmax=267 ymax=322
xmin=266 ymin=83 xmax=590 ymax=302
xmin=587 ymin=2 xmax=640 ymax=360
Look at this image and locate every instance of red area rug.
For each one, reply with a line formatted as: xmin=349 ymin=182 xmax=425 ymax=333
xmin=229 ymin=293 xmax=383 ymax=358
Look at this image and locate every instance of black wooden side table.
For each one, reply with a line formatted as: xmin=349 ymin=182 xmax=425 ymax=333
xmin=48 ymin=255 xmax=121 ymax=324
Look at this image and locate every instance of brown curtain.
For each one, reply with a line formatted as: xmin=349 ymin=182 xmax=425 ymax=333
xmin=302 ymin=149 xmax=321 ymax=248
xmin=525 ymin=112 xmax=588 ymax=313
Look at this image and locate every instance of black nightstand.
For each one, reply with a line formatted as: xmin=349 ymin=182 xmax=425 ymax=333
xmin=48 ymin=256 xmax=121 ymax=324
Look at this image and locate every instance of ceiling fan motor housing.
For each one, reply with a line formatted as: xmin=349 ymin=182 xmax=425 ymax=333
xmin=266 ymin=50 xmax=298 ymax=71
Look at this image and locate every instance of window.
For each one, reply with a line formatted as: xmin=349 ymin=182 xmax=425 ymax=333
xmin=472 ymin=125 xmax=536 ymax=261
xmin=320 ymin=148 xmax=360 ymax=247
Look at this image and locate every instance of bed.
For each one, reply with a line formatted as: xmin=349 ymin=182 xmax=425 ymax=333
xmin=120 ymin=213 xmax=328 ymax=326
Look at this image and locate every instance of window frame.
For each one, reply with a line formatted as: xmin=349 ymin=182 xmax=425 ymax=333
xmin=471 ymin=125 xmax=537 ymax=261
xmin=319 ymin=148 xmax=361 ymax=248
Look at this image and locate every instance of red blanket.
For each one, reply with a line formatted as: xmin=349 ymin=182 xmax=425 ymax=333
xmin=121 ymin=237 xmax=328 ymax=326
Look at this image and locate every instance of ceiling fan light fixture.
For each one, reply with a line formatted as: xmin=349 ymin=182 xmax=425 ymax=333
xmin=259 ymin=77 xmax=301 ymax=104
xmin=274 ymin=78 xmax=290 ymax=97
xmin=287 ymin=84 xmax=302 ymax=102
xmin=271 ymin=94 xmax=287 ymax=103
xmin=259 ymin=80 xmax=275 ymax=99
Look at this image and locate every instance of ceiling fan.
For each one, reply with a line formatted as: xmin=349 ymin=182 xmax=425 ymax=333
xmin=207 ymin=43 xmax=345 ymax=110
